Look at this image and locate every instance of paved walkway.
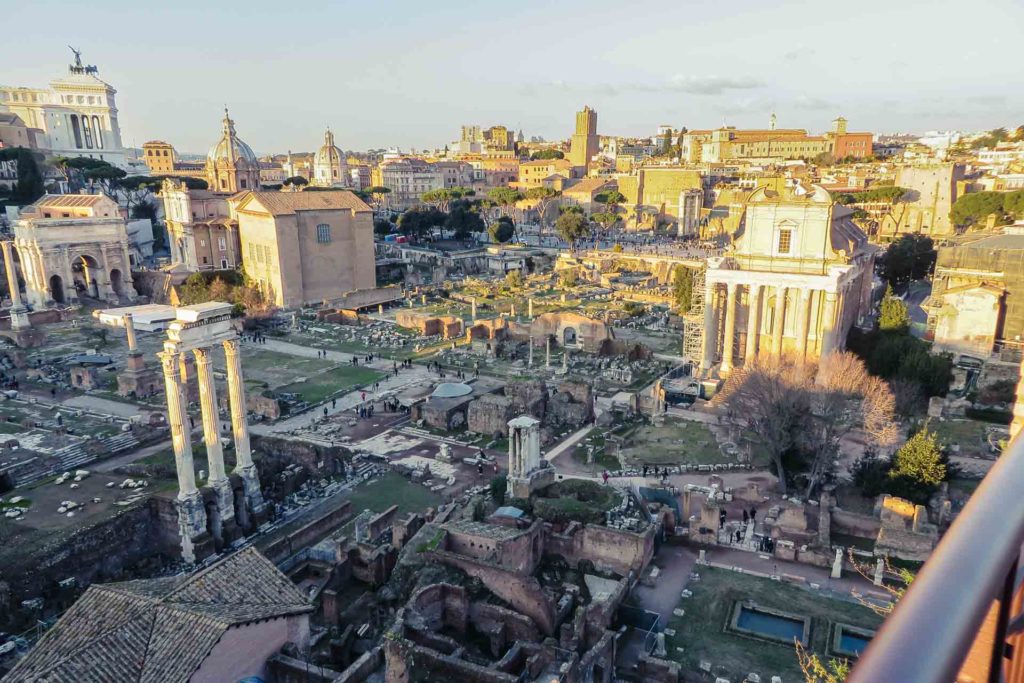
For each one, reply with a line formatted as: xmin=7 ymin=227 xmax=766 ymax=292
xmin=544 ymin=425 xmax=594 ymax=463
xmin=245 ymin=338 xmax=435 ymax=434
xmin=60 ymin=395 xmax=146 ymax=419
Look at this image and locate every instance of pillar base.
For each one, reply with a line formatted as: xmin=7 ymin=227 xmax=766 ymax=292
xmin=210 ymin=476 xmax=237 ymax=528
xmin=0 ymin=327 xmax=45 ymax=349
xmin=176 ymin=491 xmax=211 ymax=564
xmin=9 ymin=306 xmax=31 ymax=330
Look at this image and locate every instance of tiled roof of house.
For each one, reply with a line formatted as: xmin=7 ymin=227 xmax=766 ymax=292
xmin=563 ymin=177 xmax=612 ymax=196
xmin=27 ymin=194 xmax=111 ymax=209
xmin=237 ymin=190 xmax=371 ymax=215
xmin=4 ymin=547 xmax=312 ymax=683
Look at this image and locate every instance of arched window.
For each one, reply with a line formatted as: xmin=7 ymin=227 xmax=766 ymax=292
xmin=316 ymin=224 xmax=331 ymax=244
xmin=92 ymin=116 xmax=103 ymax=149
xmin=82 ymin=116 xmax=94 ymax=149
xmin=70 ymin=115 xmax=83 ymax=149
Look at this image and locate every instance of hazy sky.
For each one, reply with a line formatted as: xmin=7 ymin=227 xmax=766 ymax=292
xmin=4 ymin=0 xmax=1022 ymax=155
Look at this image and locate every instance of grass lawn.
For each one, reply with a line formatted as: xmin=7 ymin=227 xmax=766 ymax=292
xmin=618 ymin=419 xmax=729 ymax=466
xmin=342 ymin=471 xmax=443 ymax=519
xmin=231 ymin=349 xmax=334 ymax=387
xmin=666 ymin=566 xmax=883 ymax=681
xmin=930 ymin=419 xmax=997 ymax=458
xmin=276 ymin=366 xmax=384 ymax=404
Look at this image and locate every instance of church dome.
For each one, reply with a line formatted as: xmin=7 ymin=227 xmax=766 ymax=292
xmin=314 ymin=129 xmax=344 ymax=167
xmin=312 ymin=128 xmax=348 ymax=186
xmin=207 ymin=108 xmax=258 ymax=167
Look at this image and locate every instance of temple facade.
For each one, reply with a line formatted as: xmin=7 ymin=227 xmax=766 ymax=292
xmin=701 ymin=182 xmax=874 ymax=375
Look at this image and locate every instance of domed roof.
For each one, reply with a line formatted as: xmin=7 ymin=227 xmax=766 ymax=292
xmin=314 ymin=129 xmax=345 ymax=168
xmin=207 ymin=108 xmax=258 ymax=166
xmin=431 ymin=382 xmax=473 ymax=399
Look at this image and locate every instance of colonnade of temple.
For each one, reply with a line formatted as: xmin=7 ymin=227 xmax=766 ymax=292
xmin=700 ymin=278 xmax=860 ymax=374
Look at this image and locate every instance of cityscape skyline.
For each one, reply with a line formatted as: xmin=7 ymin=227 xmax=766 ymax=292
xmin=2 ymin=0 xmax=1022 ymax=154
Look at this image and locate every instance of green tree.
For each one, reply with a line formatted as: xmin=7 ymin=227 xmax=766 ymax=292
xmin=594 ymin=189 xmax=626 ymax=212
xmin=672 ymin=265 xmax=694 ymax=312
xmin=524 ymin=186 xmax=559 ymax=227
xmin=530 ymin=149 xmax=564 ymax=160
xmin=489 ymin=216 xmax=515 ymax=243
xmin=1002 ymin=190 xmax=1024 ymax=219
xmin=366 ymin=185 xmax=391 ymax=214
xmin=0 ymin=148 xmax=45 ymax=204
xmin=422 ymin=187 xmax=473 ymax=213
xmin=282 ymin=175 xmax=308 ymax=187
xmin=888 ymin=427 xmax=946 ymax=502
xmin=178 ymin=272 xmax=211 ymax=305
xmin=951 ymin=191 xmax=1008 ymax=228
xmin=446 ymin=204 xmax=485 ymax=238
xmin=879 ymin=234 xmax=935 ymax=286
xmin=555 ymin=211 xmax=588 ymax=250
xmin=398 ymin=207 xmax=447 ymax=237
xmin=591 ymin=211 xmax=620 ymax=231
xmin=879 ymin=285 xmax=910 ymax=332
xmin=504 ymin=270 xmax=523 ymax=289
xmin=373 ymin=218 xmax=393 ymax=237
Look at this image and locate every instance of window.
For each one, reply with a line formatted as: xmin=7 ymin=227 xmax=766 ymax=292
xmin=240 ymin=178 xmax=247 ymax=189
xmin=777 ymin=229 xmax=792 ymax=254
xmin=316 ymin=224 xmax=331 ymax=244
xmin=221 ymin=259 xmax=228 ymax=269
xmin=218 ymin=237 xmax=226 ymax=251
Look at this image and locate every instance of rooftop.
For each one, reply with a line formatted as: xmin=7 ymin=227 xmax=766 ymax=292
xmin=237 ymin=190 xmax=371 ymax=216
xmin=4 ymin=547 xmax=312 ymax=683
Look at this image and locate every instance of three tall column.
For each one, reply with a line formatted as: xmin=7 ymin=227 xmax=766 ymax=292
xmin=160 ymin=334 xmax=264 ymax=563
xmin=745 ymin=284 xmax=763 ymax=362
xmin=771 ymin=286 xmax=788 ymax=356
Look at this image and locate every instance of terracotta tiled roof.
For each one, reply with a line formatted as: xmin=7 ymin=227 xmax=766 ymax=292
xmin=563 ymin=177 xmax=612 ymax=196
xmin=237 ymin=190 xmax=371 ymax=215
xmin=27 ymin=194 xmax=110 ymax=209
xmin=4 ymin=547 xmax=312 ymax=683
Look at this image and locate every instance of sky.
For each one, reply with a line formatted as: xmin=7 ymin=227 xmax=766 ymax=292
xmin=3 ymin=0 xmax=1023 ymax=155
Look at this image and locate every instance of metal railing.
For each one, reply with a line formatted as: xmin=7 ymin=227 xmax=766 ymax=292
xmin=850 ymin=432 xmax=1024 ymax=682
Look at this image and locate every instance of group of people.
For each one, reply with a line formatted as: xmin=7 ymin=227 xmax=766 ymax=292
xmin=243 ymin=331 xmax=268 ymax=344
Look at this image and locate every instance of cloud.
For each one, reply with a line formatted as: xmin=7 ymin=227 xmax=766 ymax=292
xmin=667 ymin=75 xmax=764 ymax=95
xmin=522 ymin=75 xmax=765 ymax=97
xmin=793 ymin=95 xmax=833 ymax=110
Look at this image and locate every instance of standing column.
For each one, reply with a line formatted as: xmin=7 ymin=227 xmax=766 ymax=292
xmin=744 ymin=284 xmax=763 ymax=363
xmin=193 ymin=347 xmax=228 ymax=486
xmin=223 ymin=337 xmax=265 ymax=514
xmin=122 ymin=313 xmax=138 ymax=352
xmin=700 ymin=281 xmax=717 ymax=372
xmin=819 ymin=291 xmax=839 ymax=358
xmin=160 ymin=349 xmax=207 ymax=563
xmin=771 ymin=286 xmax=788 ymax=356
xmin=545 ymin=337 xmax=551 ymax=368
xmin=795 ymin=288 xmax=813 ymax=362
xmin=2 ymin=242 xmax=29 ymax=330
xmin=721 ymin=283 xmax=738 ymax=375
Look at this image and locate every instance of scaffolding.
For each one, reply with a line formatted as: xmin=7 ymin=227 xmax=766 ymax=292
xmin=682 ymin=264 xmax=706 ymax=368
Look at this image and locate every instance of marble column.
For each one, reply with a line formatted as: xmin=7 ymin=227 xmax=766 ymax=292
xmin=771 ymin=286 xmax=788 ymax=356
xmin=528 ymin=337 xmax=534 ymax=367
xmin=528 ymin=298 xmax=534 ymax=319
xmin=122 ymin=313 xmax=138 ymax=352
xmin=193 ymin=348 xmax=228 ymax=486
xmin=795 ymin=288 xmax=813 ymax=361
xmin=160 ymin=349 xmax=206 ymax=562
xmin=471 ymin=297 xmax=477 ymax=320
xmin=819 ymin=291 xmax=839 ymax=358
xmin=545 ymin=337 xmax=551 ymax=368
xmin=721 ymin=283 xmax=738 ymax=375
xmin=744 ymin=284 xmax=763 ymax=363
xmin=223 ymin=337 xmax=264 ymax=513
xmin=2 ymin=242 xmax=29 ymax=329
xmin=700 ymin=281 xmax=717 ymax=372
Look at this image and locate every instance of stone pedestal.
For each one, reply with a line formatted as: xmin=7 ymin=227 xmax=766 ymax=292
xmin=176 ymin=490 xmax=211 ymax=564
xmin=118 ymin=352 xmax=161 ymax=398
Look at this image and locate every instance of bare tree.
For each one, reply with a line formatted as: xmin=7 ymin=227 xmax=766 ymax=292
xmin=717 ymin=352 xmax=897 ymax=497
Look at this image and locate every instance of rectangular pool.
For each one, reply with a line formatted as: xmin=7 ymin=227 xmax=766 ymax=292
xmin=735 ymin=606 xmax=806 ymax=643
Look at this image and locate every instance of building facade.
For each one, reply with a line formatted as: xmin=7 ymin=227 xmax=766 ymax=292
xmin=377 ymin=158 xmax=445 ymax=210
xmin=161 ymin=178 xmax=240 ymax=271
xmin=231 ymin=190 xmax=376 ymax=307
xmin=569 ymin=106 xmax=599 ymax=172
xmin=0 ymin=51 xmax=129 ymax=168
xmin=700 ymin=183 xmax=874 ymax=375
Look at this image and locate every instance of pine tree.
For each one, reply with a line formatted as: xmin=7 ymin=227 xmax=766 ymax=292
xmin=879 ymin=285 xmax=910 ymax=332
xmin=890 ymin=427 xmax=945 ymax=489
xmin=672 ymin=266 xmax=694 ymax=312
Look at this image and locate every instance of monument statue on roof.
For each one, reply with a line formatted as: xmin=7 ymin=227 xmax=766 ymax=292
xmin=67 ymin=46 xmax=98 ymax=75
xmin=68 ymin=45 xmax=82 ymax=68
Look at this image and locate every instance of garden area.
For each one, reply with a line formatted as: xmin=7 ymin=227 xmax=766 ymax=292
xmin=665 ymin=566 xmax=883 ymax=681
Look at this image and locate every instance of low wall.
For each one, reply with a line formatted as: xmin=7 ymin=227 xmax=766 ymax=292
xmin=545 ymin=523 xmax=655 ymax=577
xmin=260 ymin=501 xmax=354 ymax=565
